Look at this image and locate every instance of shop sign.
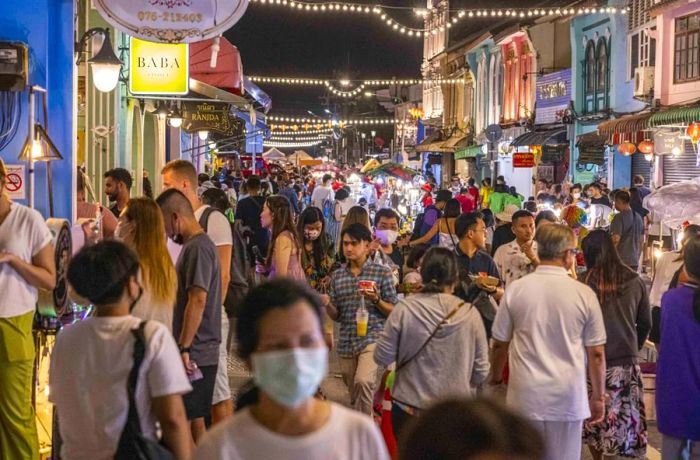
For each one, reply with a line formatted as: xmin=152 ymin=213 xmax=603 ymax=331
xmin=535 ymin=69 xmax=572 ymax=125
xmin=653 ymin=129 xmax=683 ymax=155
xmin=541 ymin=144 xmax=566 ymax=163
xmin=513 ymin=152 xmax=535 ymax=168
xmin=182 ymin=101 xmax=243 ymax=136
xmin=94 ymin=0 xmax=249 ymax=44
xmin=129 ymin=37 xmax=189 ymax=95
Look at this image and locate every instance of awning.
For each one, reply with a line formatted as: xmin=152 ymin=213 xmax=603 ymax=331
xmin=597 ymin=112 xmax=652 ymax=144
xmin=415 ymin=129 xmax=449 ymax=153
xmin=189 ymin=79 xmax=249 ymax=109
xmin=189 ymin=37 xmax=243 ymax=95
xmin=455 ymin=144 xmax=483 ymax=160
xmin=441 ymin=133 xmax=467 ymax=151
xmin=243 ymin=76 xmax=272 ymax=113
xmin=510 ymin=128 xmax=567 ymax=148
xmin=649 ymin=105 xmax=700 ymax=127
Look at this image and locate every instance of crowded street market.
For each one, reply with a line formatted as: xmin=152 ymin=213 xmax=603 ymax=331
xmin=1 ymin=0 xmax=700 ymax=459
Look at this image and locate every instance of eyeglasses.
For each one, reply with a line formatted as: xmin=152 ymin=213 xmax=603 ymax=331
xmin=563 ymin=248 xmax=580 ymax=255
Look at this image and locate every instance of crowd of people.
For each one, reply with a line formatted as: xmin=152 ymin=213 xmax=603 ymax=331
xmin=0 ymin=156 xmax=699 ymax=460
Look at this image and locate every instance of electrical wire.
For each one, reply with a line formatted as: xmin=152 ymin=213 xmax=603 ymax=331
xmin=0 ymin=91 xmax=22 ymax=152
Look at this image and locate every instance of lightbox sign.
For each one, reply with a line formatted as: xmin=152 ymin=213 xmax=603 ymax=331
xmin=94 ymin=0 xmax=249 ymax=44
xmin=535 ymin=69 xmax=572 ymax=125
xmin=129 ymin=37 xmax=189 ymax=95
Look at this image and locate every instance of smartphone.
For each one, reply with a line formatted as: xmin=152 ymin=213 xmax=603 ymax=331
xmin=187 ymin=362 xmax=204 ymax=382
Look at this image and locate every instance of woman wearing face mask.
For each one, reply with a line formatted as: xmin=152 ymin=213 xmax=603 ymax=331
xmin=260 ymin=195 xmax=305 ymax=280
xmin=194 ymin=279 xmax=390 ymax=460
xmin=408 ymin=198 xmax=462 ymax=251
xmin=116 ymin=198 xmax=177 ymax=330
xmin=52 ymin=241 xmax=192 ymax=460
xmin=297 ymin=207 xmax=337 ymax=292
xmin=374 ymin=247 xmax=490 ymax=440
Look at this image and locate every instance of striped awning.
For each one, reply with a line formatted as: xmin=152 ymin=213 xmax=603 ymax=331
xmin=649 ymin=105 xmax=700 ymax=127
xmin=455 ymin=144 xmax=483 ymax=160
xmin=597 ymin=112 xmax=652 ymax=144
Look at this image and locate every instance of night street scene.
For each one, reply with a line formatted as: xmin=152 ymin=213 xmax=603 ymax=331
xmin=2 ymin=0 xmax=700 ymax=459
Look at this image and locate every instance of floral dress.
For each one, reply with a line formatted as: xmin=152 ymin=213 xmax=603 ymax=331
xmin=301 ymin=241 xmax=337 ymax=292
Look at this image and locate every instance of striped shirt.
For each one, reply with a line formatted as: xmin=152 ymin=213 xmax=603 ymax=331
xmin=329 ymin=259 xmax=398 ymax=358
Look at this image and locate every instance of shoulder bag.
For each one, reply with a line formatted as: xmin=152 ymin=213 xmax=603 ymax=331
xmin=113 ymin=321 xmax=173 ymax=460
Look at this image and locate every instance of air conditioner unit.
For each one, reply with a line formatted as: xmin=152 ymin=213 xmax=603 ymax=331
xmin=634 ymin=67 xmax=655 ymax=97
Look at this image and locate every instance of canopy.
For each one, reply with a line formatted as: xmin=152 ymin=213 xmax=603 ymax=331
xmin=649 ymin=105 xmax=700 ymax=128
xmin=262 ymin=148 xmax=286 ymax=160
xmin=597 ymin=112 xmax=652 ymax=144
xmin=360 ymin=158 xmax=381 ymax=173
xmin=366 ymin=162 xmax=417 ymax=181
xmin=288 ymin=150 xmax=312 ymax=161
xmin=455 ymin=143 xmax=483 ymax=160
xmin=189 ymin=37 xmax=243 ymax=95
xmin=510 ymin=128 xmax=568 ymax=148
xmin=644 ymin=177 xmax=700 ymax=228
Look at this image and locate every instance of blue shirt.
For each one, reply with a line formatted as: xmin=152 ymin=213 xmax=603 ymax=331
xmin=420 ymin=205 xmax=441 ymax=245
xmin=279 ymin=186 xmax=300 ymax=214
xmin=657 ymin=284 xmax=700 ymax=440
xmin=329 ymin=259 xmax=399 ymax=358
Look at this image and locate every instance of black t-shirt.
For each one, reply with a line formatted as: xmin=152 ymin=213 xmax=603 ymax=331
xmin=385 ymin=245 xmax=404 ymax=280
xmin=591 ymin=196 xmax=612 ymax=208
xmin=490 ymin=224 xmax=515 ymax=256
xmin=234 ymin=196 xmax=269 ymax=255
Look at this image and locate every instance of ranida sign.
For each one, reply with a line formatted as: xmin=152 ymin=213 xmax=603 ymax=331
xmin=129 ymin=37 xmax=189 ymax=95
xmin=182 ymin=101 xmax=244 ymax=137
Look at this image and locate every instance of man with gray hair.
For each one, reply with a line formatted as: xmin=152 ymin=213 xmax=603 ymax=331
xmin=488 ymin=224 xmax=607 ymax=460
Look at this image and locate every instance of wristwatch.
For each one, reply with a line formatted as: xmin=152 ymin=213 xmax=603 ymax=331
xmin=178 ymin=345 xmax=191 ymax=354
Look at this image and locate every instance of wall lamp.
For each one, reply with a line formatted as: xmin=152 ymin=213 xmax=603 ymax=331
xmin=76 ymin=28 xmax=123 ymax=93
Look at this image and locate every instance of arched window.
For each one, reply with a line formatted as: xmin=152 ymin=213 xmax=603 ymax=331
xmin=585 ymin=41 xmax=596 ymax=96
xmin=596 ymin=38 xmax=608 ymax=93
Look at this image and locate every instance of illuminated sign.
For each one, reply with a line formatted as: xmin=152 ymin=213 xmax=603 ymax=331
xmin=535 ymin=69 xmax=572 ymax=125
xmin=94 ymin=0 xmax=249 ymax=44
xmin=129 ymin=37 xmax=189 ymax=95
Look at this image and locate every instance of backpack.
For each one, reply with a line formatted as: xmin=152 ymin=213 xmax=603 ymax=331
xmin=199 ymin=208 xmax=251 ymax=318
xmin=322 ymin=197 xmax=334 ymax=220
xmin=411 ymin=205 xmax=440 ymax=241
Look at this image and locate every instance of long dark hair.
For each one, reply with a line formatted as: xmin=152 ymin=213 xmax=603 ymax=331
xmin=420 ymin=247 xmax=459 ymax=294
xmin=683 ymin=236 xmax=700 ymax=323
xmin=444 ymin=199 xmax=462 ymax=218
xmin=297 ymin=206 xmax=332 ymax=269
xmin=265 ymin=195 xmax=299 ymax=267
xmin=582 ymin=229 xmax=637 ymax=304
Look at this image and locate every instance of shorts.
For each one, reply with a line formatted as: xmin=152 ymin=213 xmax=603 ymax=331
xmin=212 ymin=315 xmax=232 ymax=405
xmin=183 ymin=365 xmax=218 ymax=420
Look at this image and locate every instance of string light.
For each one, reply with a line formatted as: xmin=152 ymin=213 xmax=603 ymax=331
xmin=268 ymin=115 xmax=399 ymax=125
xmin=269 ymin=134 xmax=327 ymax=141
xmin=250 ymin=0 xmax=630 ymax=40
xmin=269 ymin=126 xmax=334 ymax=134
xmin=263 ymin=140 xmax=323 ymax=148
xmin=249 ymin=76 xmax=468 ymax=86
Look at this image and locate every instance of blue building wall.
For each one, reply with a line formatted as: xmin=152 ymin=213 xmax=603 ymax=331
xmin=0 ymin=0 xmax=75 ymax=220
xmin=570 ymin=2 xmax=640 ymax=187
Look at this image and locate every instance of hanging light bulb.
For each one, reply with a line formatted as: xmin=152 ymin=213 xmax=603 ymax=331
xmin=154 ymin=102 xmax=169 ymax=121
xmin=198 ymin=130 xmax=209 ymax=141
xmin=31 ymin=138 xmax=43 ymax=160
xmin=168 ymin=105 xmax=183 ymax=128
xmin=672 ymin=146 xmax=682 ymax=157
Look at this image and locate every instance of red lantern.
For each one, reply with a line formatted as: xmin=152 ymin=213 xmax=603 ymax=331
xmin=687 ymin=122 xmax=700 ymax=145
xmin=638 ymin=139 xmax=654 ymax=154
xmin=618 ymin=141 xmax=637 ymax=156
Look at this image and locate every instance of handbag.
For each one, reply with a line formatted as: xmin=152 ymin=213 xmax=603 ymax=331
xmin=113 ymin=321 xmax=173 ymax=460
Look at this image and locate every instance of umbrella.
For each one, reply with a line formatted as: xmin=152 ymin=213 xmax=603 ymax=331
xmin=366 ymin=162 xmax=418 ymax=181
xmin=644 ymin=176 xmax=700 ymax=228
xmin=360 ymin=158 xmax=381 ymax=173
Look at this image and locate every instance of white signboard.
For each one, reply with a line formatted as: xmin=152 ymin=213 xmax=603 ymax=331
xmin=3 ymin=164 xmax=26 ymax=200
xmin=94 ymin=0 xmax=249 ymax=44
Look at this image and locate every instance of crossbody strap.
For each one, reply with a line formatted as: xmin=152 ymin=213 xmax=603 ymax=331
xmin=445 ymin=217 xmax=458 ymax=253
xmin=124 ymin=321 xmax=148 ymax=436
xmin=396 ymin=301 xmax=467 ymax=372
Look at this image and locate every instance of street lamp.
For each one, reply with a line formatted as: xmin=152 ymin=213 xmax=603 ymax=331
xmin=76 ymin=28 xmax=123 ymax=93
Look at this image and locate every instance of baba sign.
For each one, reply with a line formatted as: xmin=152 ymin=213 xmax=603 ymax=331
xmin=94 ymin=0 xmax=249 ymax=44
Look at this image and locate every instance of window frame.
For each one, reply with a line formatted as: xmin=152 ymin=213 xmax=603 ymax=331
xmin=674 ymin=13 xmax=700 ymax=84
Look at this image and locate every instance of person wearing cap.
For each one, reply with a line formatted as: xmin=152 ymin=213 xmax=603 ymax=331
xmin=420 ymin=184 xmax=433 ymax=209
xmin=490 ymin=204 xmax=519 ymax=256
xmin=419 ymin=190 xmax=453 ymax=246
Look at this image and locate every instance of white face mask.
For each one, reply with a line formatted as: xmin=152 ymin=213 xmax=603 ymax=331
xmin=375 ymin=229 xmax=399 ymax=246
xmin=573 ymin=192 xmax=581 ymax=200
xmin=304 ymin=230 xmax=321 ymax=241
xmin=252 ymin=348 xmax=328 ymax=408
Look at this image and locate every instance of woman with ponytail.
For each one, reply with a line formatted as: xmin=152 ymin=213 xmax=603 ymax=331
xmin=580 ymin=230 xmax=650 ymax=459
xmin=374 ymin=247 xmax=490 ymax=440
xmin=656 ymin=235 xmax=700 ymax=457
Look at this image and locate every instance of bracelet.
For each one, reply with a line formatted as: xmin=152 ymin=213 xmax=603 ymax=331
xmin=178 ymin=345 xmax=191 ymax=354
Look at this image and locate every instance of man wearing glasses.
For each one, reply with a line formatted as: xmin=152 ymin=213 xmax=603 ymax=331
xmin=488 ymin=224 xmax=607 ymax=460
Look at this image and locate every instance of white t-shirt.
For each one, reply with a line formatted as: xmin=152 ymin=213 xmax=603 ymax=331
xmin=0 ymin=203 xmax=53 ymax=317
xmin=311 ymin=185 xmax=334 ymax=210
xmin=195 ymin=205 xmax=233 ymax=247
xmin=649 ymin=250 xmax=683 ymax=307
xmin=49 ymin=316 xmax=192 ymax=460
xmin=194 ymin=403 xmax=390 ymax=460
xmin=493 ymin=240 xmax=538 ymax=287
xmin=492 ymin=265 xmax=606 ymax=422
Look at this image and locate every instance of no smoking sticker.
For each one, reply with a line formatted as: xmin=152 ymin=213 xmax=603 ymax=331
xmin=3 ymin=164 xmax=26 ymax=200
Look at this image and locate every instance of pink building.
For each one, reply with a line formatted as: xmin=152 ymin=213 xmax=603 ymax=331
xmin=499 ymin=31 xmax=536 ymax=124
xmin=651 ymin=0 xmax=700 ymax=106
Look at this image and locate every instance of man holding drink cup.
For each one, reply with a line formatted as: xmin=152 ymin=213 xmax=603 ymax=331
xmin=325 ymin=224 xmax=398 ymax=415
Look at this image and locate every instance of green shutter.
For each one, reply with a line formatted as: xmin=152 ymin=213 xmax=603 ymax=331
xmin=649 ymin=106 xmax=700 ymax=127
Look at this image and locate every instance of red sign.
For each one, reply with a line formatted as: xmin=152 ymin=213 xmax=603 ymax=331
xmin=513 ymin=152 xmax=535 ymax=168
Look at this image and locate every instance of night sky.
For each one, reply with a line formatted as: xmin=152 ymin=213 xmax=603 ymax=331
xmin=224 ymin=0 xmax=540 ymax=116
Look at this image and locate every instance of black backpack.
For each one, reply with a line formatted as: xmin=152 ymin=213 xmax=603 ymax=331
xmin=199 ymin=207 xmax=251 ymax=317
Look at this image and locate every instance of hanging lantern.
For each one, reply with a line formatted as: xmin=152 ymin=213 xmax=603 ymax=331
xmin=280 ymin=124 xmax=287 ymax=132
xmin=637 ymin=139 xmax=654 ymax=154
xmin=618 ymin=141 xmax=637 ymax=156
xmin=292 ymin=125 xmax=299 ymax=131
xmin=687 ymin=122 xmax=700 ymax=145
xmin=303 ymin=123 xmax=311 ymax=131
xmin=315 ymin=124 xmax=322 ymax=130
